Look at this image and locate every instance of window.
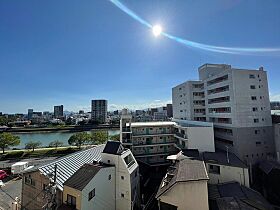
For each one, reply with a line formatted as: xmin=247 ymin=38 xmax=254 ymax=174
xmin=67 ymin=194 xmax=76 ymax=206
xmin=249 ymin=74 xmax=255 ymax=79
xmin=256 ymin=142 xmax=261 ymax=146
xmin=255 ymin=130 xmax=260 ymax=134
xmin=260 ymin=96 xmax=263 ymax=99
xmin=124 ymin=154 xmax=135 ymax=168
xmin=251 ymin=96 xmax=257 ymax=100
xmin=254 ymin=119 xmax=259 ymax=123
xmin=252 ymin=107 xmax=258 ymax=112
xmin=250 ymin=85 xmax=256 ymax=89
xmin=107 ymin=160 xmax=110 ymax=164
xmin=121 ymin=193 xmax=124 ymax=198
xmin=25 ymin=175 xmax=35 ymax=187
xmin=108 ymin=175 xmax=111 ymax=180
xmin=209 ymin=164 xmax=220 ymax=174
xmin=88 ymin=189 xmax=95 ymax=201
xmin=121 ymin=176 xmax=124 ymax=180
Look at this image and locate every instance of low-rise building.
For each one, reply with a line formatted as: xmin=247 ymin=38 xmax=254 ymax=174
xmin=120 ymin=109 xmax=215 ymax=166
xmin=208 ymin=182 xmax=274 ymax=210
xmin=203 ymin=151 xmax=250 ymax=187
xmin=21 ymin=145 xmax=105 ymax=210
xmin=156 ymin=158 xmax=209 ymax=210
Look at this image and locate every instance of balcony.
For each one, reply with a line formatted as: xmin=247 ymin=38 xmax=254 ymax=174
xmin=133 ymin=140 xmax=177 ymax=147
xmin=174 ymin=132 xmax=188 ymax=139
xmin=122 ymin=139 xmax=132 ymax=144
xmin=122 ymin=127 xmax=131 ymax=132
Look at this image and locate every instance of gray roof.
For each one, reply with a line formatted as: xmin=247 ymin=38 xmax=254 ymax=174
xmin=156 ymin=158 xmax=208 ymax=198
xmin=203 ymin=151 xmax=247 ymax=168
xmin=209 ymin=182 xmax=274 ymax=210
xmin=259 ymin=160 xmax=280 ymax=174
xmin=24 ymin=145 xmax=105 ymax=191
xmin=103 ymin=140 xmax=124 ymax=155
xmin=64 ymin=163 xmax=113 ymax=191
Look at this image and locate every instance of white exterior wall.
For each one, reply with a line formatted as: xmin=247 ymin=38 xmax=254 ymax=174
xmin=81 ymin=167 xmax=116 ymax=210
xmin=205 ymin=163 xmax=250 ymax=187
xmin=159 ymin=181 xmax=209 ymax=210
xmin=101 ymin=150 xmax=139 ymax=210
xmin=172 ymin=64 xmax=275 ymax=164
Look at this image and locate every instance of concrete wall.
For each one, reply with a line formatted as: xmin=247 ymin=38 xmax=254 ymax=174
xmin=159 ymin=180 xmax=209 ymax=210
xmin=187 ymin=127 xmax=215 ymax=152
xmin=205 ymin=163 xmax=250 ymax=187
xmin=22 ymin=170 xmax=53 ymax=210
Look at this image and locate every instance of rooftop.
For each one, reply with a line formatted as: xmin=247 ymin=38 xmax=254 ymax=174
xmin=24 ymin=144 xmax=105 ymax=191
xmin=203 ymin=151 xmax=247 ymax=168
xmin=64 ymin=163 xmax=113 ymax=191
xmin=102 ymin=140 xmax=125 ymax=155
xmin=156 ymin=158 xmax=208 ymax=198
xmin=259 ymin=160 xmax=280 ymax=174
xmin=129 ymin=119 xmax=213 ymax=128
xmin=208 ymin=182 xmax=274 ymax=210
xmin=130 ymin=121 xmax=176 ymax=127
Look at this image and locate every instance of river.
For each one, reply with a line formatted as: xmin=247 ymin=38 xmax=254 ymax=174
xmin=13 ymin=129 xmax=120 ymax=149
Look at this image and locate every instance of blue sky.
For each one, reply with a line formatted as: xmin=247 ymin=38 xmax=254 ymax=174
xmin=0 ymin=0 xmax=280 ymax=113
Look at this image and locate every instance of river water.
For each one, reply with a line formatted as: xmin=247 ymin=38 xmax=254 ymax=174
xmin=13 ymin=129 xmax=120 ymax=149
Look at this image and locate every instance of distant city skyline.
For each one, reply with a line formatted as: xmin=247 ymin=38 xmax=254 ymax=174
xmin=0 ymin=1 xmax=279 ymax=113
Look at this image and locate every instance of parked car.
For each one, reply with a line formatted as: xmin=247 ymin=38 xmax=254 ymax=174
xmin=0 ymin=170 xmax=8 ymax=180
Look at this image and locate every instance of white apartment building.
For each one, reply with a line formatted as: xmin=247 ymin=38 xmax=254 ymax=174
xmin=91 ymin=99 xmax=108 ymax=124
xmin=120 ymin=109 xmax=215 ymax=166
xmin=172 ymin=64 xmax=275 ymax=164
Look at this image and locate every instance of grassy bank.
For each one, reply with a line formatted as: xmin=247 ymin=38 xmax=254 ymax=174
xmin=0 ymin=146 xmax=84 ymax=160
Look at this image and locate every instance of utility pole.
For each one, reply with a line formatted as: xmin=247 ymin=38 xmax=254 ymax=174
xmin=43 ymin=164 xmax=58 ymax=210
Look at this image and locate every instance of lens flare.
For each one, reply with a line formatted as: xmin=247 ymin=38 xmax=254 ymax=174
xmin=109 ymin=0 xmax=280 ymax=56
xmin=152 ymin=25 xmax=162 ymax=37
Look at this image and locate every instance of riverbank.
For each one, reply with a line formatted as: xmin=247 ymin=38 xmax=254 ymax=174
xmin=0 ymin=146 xmax=87 ymax=161
xmin=2 ymin=124 xmax=119 ymax=133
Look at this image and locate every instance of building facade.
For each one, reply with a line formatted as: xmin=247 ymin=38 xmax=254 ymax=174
xmin=120 ymin=109 xmax=215 ymax=166
xmin=54 ymin=105 xmax=63 ymax=118
xmin=172 ymin=64 xmax=275 ymax=164
xmin=91 ymin=99 xmax=108 ymax=124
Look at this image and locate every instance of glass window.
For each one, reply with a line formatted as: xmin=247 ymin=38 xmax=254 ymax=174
xmin=209 ymin=165 xmax=220 ymax=174
xmin=88 ymin=189 xmax=95 ymax=201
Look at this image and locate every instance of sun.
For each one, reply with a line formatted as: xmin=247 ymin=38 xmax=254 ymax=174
xmin=152 ymin=25 xmax=162 ymax=37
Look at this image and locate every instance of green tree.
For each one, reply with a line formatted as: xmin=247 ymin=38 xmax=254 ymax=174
xmin=109 ymin=134 xmax=120 ymax=141
xmin=68 ymin=132 xmax=91 ymax=149
xmin=49 ymin=140 xmax=64 ymax=148
xmin=91 ymin=131 xmax=108 ymax=145
xmin=0 ymin=133 xmax=20 ymax=153
xmin=25 ymin=141 xmax=42 ymax=152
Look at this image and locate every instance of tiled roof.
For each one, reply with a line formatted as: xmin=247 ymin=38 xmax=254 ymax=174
xmin=25 ymin=145 xmax=105 ymax=191
xmin=156 ymin=158 xmax=208 ymax=198
xmin=208 ymin=182 xmax=274 ymax=210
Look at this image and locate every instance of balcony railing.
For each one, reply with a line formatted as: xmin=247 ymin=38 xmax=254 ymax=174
xmin=122 ymin=139 xmax=132 ymax=143
xmin=122 ymin=127 xmax=131 ymax=132
xmin=174 ymin=132 xmax=188 ymax=139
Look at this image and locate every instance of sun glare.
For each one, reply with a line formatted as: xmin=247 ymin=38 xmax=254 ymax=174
xmin=152 ymin=25 xmax=162 ymax=37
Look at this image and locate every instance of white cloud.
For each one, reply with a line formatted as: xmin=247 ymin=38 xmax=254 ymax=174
xmin=269 ymin=93 xmax=280 ymax=101
xmin=108 ymin=100 xmax=172 ymax=111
